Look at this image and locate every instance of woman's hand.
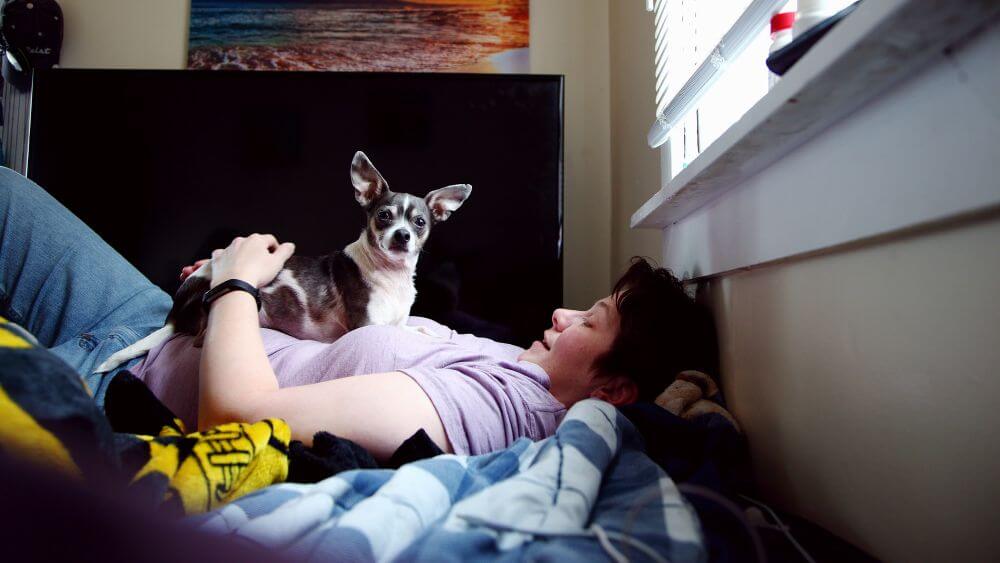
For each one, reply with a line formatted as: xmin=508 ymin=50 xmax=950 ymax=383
xmin=209 ymin=233 xmax=295 ymax=289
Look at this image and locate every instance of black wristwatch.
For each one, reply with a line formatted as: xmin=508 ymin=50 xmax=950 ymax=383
xmin=202 ymin=279 xmax=262 ymax=312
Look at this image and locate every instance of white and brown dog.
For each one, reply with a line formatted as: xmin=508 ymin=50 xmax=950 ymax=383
xmin=95 ymin=151 xmax=471 ymax=373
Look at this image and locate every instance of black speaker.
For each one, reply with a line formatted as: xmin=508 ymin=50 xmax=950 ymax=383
xmin=1 ymin=0 xmax=63 ymax=91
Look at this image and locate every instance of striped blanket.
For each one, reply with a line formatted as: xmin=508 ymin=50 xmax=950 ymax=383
xmin=195 ymin=399 xmax=705 ymax=562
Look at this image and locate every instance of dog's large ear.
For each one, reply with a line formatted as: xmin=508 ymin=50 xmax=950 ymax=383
xmin=425 ymin=184 xmax=472 ymax=223
xmin=351 ymin=151 xmax=389 ymax=207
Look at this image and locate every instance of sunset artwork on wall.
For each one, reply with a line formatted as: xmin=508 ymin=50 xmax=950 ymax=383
xmin=187 ymin=0 xmax=530 ymax=73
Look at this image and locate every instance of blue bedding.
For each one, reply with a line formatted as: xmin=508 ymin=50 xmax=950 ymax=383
xmin=194 ymin=399 xmax=705 ymax=562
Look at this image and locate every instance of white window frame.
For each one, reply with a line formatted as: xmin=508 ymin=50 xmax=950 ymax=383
xmin=649 ymin=0 xmax=795 ymax=184
xmin=635 ymin=0 xmax=1000 ymax=282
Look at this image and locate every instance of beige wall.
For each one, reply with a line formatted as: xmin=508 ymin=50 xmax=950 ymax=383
xmin=699 ymin=213 xmax=1000 ymax=561
xmin=57 ymin=0 xmax=189 ymax=69
xmin=609 ymin=1 xmax=662 ymax=279
xmin=530 ymin=0 xmax=612 ymax=308
xmin=54 ymin=0 xmax=620 ymax=310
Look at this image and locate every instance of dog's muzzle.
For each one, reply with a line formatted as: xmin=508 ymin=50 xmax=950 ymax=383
xmin=389 ymin=229 xmax=411 ymax=252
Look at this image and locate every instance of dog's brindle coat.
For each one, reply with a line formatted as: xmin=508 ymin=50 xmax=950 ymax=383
xmin=94 ymin=151 xmax=470 ymax=373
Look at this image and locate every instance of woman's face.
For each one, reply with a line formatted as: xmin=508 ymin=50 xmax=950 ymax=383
xmin=518 ymin=295 xmax=621 ymax=405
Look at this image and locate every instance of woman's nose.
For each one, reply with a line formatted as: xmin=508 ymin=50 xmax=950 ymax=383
xmin=552 ymin=308 xmax=584 ymax=331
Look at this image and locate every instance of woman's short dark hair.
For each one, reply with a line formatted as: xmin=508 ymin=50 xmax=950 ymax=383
xmin=596 ymin=257 xmax=718 ymax=401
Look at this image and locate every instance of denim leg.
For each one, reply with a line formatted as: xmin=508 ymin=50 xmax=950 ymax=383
xmin=0 ymin=167 xmax=171 ymax=404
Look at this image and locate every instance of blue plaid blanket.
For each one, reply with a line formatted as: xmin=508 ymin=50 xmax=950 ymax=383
xmin=194 ymin=399 xmax=705 ymax=562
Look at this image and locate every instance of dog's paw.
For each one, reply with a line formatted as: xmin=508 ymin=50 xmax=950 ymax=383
xmin=94 ymin=354 xmax=123 ymax=374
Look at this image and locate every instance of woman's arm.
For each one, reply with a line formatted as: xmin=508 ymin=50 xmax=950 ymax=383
xmin=197 ymin=234 xmax=452 ymax=462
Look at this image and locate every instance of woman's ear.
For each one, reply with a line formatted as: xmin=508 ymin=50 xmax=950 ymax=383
xmin=590 ymin=375 xmax=639 ymax=406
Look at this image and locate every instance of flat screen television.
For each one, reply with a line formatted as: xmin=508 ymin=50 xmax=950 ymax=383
xmin=26 ymin=69 xmax=563 ymax=346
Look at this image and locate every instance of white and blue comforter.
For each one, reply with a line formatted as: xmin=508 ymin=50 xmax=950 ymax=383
xmin=194 ymin=399 xmax=705 ymax=562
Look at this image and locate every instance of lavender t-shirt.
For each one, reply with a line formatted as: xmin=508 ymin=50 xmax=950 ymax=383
xmin=129 ymin=317 xmax=566 ymax=455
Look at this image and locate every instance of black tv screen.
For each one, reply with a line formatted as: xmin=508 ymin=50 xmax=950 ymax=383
xmin=26 ymin=69 xmax=563 ymax=346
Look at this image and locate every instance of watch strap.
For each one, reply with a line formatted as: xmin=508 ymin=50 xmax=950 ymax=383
xmin=202 ymin=279 xmax=262 ymax=312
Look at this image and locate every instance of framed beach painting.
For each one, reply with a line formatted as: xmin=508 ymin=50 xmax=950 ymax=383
xmin=187 ymin=0 xmax=530 ymax=73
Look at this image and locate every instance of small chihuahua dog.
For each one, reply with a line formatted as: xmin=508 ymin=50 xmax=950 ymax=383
xmin=95 ymin=151 xmax=471 ymax=373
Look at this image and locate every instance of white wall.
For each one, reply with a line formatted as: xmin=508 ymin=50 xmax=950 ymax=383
xmin=701 ymin=214 xmax=1000 ymax=561
xmin=53 ymin=0 xmax=618 ymax=310
xmin=679 ymin=20 xmax=1000 ymax=563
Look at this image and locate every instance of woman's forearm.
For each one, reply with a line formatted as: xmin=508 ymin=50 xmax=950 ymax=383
xmin=198 ymin=290 xmax=278 ymax=429
xmin=194 ymin=292 xmax=453 ymax=459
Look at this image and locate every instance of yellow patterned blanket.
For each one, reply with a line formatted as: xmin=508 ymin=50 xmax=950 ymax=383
xmin=0 ymin=316 xmax=289 ymax=515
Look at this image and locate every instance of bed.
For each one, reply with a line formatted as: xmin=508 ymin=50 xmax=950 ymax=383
xmin=1 ymin=313 xmax=750 ymax=562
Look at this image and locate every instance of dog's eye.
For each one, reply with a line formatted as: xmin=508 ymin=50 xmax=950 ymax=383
xmin=377 ymin=210 xmax=392 ymax=222
xmin=414 ymin=216 xmax=426 ymax=228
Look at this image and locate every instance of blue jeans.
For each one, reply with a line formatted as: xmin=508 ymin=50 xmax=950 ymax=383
xmin=0 ymin=167 xmax=172 ymax=406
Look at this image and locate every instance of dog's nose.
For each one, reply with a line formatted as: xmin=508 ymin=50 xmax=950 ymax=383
xmin=393 ymin=230 xmax=411 ymax=244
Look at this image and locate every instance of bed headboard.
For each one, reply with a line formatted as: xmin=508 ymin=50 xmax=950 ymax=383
xmin=23 ymin=69 xmax=564 ymax=348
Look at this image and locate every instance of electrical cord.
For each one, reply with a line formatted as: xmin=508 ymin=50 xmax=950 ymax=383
xmin=454 ymin=514 xmax=670 ymax=563
xmin=592 ymin=523 xmax=629 ymax=563
xmin=678 ymin=484 xmax=768 ymax=563
xmin=738 ymin=493 xmax=816 ymax=563
xmin=456 ymin=484 xmax=813 ymax=563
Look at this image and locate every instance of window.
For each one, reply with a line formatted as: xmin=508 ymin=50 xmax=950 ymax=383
xmin=636 ymin=0 xmax=1000 ymax=283
xmin=649 ymin=0 xmax=793 ymax=182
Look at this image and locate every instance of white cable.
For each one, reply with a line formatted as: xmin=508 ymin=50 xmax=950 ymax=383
xmin=677 ymin=484 xmax=768 ymax=563
xmin=455 ymin=514 xmax=672 ymax=563
xmin=738 ymin=493 xmax=817 ymax=563
xmin=592 ymin=524 xmax=630 ymax=563
xmin=603 ymin=530 xmax=671 ymax=563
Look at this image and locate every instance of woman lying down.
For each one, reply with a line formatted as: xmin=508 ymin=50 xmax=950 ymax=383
xmin=2 ymin=168 xmax=715 ymax=462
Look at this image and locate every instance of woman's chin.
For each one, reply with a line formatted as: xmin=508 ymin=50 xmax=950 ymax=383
xmin=518 ymin=340 xmax=548 ymax=363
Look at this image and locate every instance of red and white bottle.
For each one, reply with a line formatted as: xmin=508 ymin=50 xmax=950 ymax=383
xmin=794 ymin=0 xmax=853 ymax=37
xmin=768 ymin=11 xmax=795 ymax=89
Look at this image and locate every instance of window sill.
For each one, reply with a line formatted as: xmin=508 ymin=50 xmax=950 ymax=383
xmin=631 ymin=0 xmax=1000 ymax=231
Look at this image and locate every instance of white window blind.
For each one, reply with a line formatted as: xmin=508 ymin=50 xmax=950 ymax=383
xmin=649 ymin=0 xmax=791 ymax=179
